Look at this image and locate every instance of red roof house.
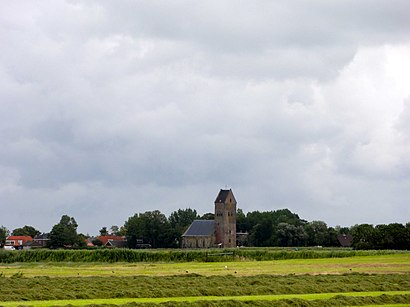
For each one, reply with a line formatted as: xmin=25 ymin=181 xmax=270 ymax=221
xmin=5 ymin=236 xmax=33 ymax=248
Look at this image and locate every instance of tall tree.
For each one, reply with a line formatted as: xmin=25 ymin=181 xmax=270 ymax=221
xmin=0 ymin=225 xmax=9 ymax=246
xmin=374 ymin=223 xmax=409 ymax=250
xmin=304 ymin=221 xmax=329 ymax=246
xmin=99 ymin=227 xmax=108 ymax=236
xmin=110 ymin=225 xmax=125 ymax=236
xmin=351 ymin=224 xmax=375 ymax=249
xmin=169 ymin=208 xmax=199 ymax=245
xmin=169 ymin=208 xmax=198 ymax=230
xmin=276 ymin=223 xmax=307 ymax=246
xmin=125 ymin=210 xmax=175 ymax=248
xmin=49 ymin=215 xmax=79 ymax=248
xmin=236 ymin=208 xmax=249 ymax=233
xmin=12 ymin=225 xmax=40 ymax=238
xmin=249 ymin=218 xmax=273 ymax=246
xmin=200 ymin=212 xmax=214 ymax=220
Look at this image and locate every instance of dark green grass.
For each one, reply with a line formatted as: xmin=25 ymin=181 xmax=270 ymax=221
xmin=0 ymin=248 xmax=407 ymax=263
xmin=1 ymin=292 xmax=410 ymax=306
xmin=0 ymin=273 xmax=409 ymax=302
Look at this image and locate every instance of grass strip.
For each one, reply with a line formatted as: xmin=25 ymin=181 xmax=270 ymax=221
xmin=1 ymin=291 xmax=409 ymax=306
xmin=1 ymin=254 xmax=408 ymax=277
xmin=1 ymin=273 xmax=409 ymax=302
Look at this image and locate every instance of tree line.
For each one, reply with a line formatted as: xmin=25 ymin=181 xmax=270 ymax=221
xmin=1 ymin=208 xmax=409 ymax=250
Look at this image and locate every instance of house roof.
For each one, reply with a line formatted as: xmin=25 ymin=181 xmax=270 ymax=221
xmin=337 ymin=234 xmax=353 ymax=247
xmin=182 ymin=220 xmax=215 ymax=237
xmin=97 ymin=235 xmax=126 ymax=245
xmin=215 ymin=189 xmax=231 ymax=203
xmin=106 ymin=240 xmax=127 ymax=248
xmin=6 ymin=236 xmax=33 ymax=241
xmin=34 ymin=233 xmax=49 ymax=240
xmin=6 ymin=236 xmax=33 ymax=246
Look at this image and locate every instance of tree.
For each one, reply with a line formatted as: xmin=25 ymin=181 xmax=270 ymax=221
xmin=169 ymin=208 xmax=199 ymax=245
xmin=12 ymin=225 xmax=40 ymax=238
xmin=304 ymin=221 xmax=329 ymax=246
xmin=236 ymin=208 xmax=249 ymax=233
xmin=351 ymin=224 xmax=375 ymax=249
xmin=91 ymin=238 xmax=103 ymax=246
xmin=125 ymin=210 xmax=175 ymax=248
xmin=249 ymin=218 xmax=273 ymax=246
xmin=169 ymin=208 xmax=198 ymax=229
xmin=325 ymin=227 xmax=339 ymax=247
xmin=76 ymin=233 xmax=88 ymax=248
xmin=110 ymin=225 xmax=125 ymax=236
xmin=374 ymin=223 xmax=409 ymax=250
xmin=49 ymin=215 xmax=79 ymax=248
xmin=276 ymin=223 xmax=307 ymax=246
xmin=200 ymin=212 xmax=214 ymax=220
xmin=99 ymin=227 xmax=108 ymax=236
xmin=335 ymin=225 xmax=351 ymax=235
xmin=0 ymin=226 xmax=9 ymax=246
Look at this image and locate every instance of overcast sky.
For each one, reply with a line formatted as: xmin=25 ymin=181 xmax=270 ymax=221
xmin=1 ymin=1 xmax=410 ymax=235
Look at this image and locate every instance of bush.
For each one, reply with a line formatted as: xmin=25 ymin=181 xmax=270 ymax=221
xmin=0 ymin=248 xmax=406 ymax=263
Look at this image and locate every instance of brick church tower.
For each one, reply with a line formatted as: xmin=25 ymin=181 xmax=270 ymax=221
xmin=214 ymin=189 xmax=236 ymax=247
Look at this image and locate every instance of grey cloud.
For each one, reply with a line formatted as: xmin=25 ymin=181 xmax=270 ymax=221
xmin=1 ymin=1 xmax=410 ymax=234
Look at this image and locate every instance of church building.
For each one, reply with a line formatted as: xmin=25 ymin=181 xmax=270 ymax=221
xmin=181 ymin=189 xmax=237 ymax=248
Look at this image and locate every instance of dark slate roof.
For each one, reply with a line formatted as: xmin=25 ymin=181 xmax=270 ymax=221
xmin=106 ymin=240 xmax=127 ymax=248
xmin=215 ymin=189 xmax=231 ymax=203
xmin=34 ymin=233 xmax=49 ymax=240
xmin=182 ymin=220 xmax=215 ymax=237
xmin=337 ymin=234 xmax=353 ymax=247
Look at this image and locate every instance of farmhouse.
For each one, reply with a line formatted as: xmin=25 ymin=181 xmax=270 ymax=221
xmin=97 ymin=235 xmax=127 ymax=248
xmin=182 ymin=189 xmax=237 ymax=248
xmin=5 ymin=235 xmax=33 ymax=250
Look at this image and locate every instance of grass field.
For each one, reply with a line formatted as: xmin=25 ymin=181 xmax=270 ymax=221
xmin=0 ymin=253 xmax=408 ymax=277
xmin=1 ymin=291 xmax=410 ymax=307
xmin=0 ymin=252 xmax=409 ymax=306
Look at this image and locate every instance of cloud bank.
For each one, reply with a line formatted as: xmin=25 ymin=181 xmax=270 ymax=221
xmin=1 ymin=1 xmax=410 ymax=234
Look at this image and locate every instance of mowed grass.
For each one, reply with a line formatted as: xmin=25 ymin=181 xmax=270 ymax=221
xmin=0 ymin=253 xmax=408 ymax=277
xmin=1 ymin=254 xmax=409 ymax=306
xmin=1 ymin=291 xmax=410 ymax=307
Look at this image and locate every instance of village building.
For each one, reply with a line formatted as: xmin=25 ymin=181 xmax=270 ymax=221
xmin=97 ymin=235 xmax=127 ymax=248
xmin=5 ymin=236 xmax=33 ymax=250
xmin=337 ymin=234 xmax=353 ymax=247
xmin=182 ymin=189 xmax=237 ymax=248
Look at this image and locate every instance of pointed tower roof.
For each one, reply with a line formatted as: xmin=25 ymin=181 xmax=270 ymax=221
xmin=214 ymin=189 xmax=236 ymax=203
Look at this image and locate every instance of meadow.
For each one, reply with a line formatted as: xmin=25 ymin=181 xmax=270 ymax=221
xmin=0 ymin=249 xmax=408 ymax=306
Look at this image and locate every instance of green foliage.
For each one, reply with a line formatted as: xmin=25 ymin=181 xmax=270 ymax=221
xmin=200 ymin=212 xmax=214 ymax=220
xmin=351 ymin=223 xmax=410 ymax=250
xmin=0 ymin=247 xmax=406 ymax=264
xmin=169 ymin=208 xmax=198 ymax=235
xmin=0 ymin=225 xmax=9 ymax=245
xmin=249 ymin=218 xmax=273 ymax=246
xmin=99 ymin=227 xmax=108 ymax=236
xmin=49 ymin=215 xmax=80 ymax=248
xmin=276 ymin=223 xmax=307 ymax=247
xmin=124 ymin=210 xmax=177 ymax=248
xmin=243 ymin=209 xmax=310 ymax=247
xmin=11 ymin=225 xmax=40 ymax=238
xmin=304 ymin=221 xmax=328 ymax=246
xmin=92 ymin=238 xmax=103 ymax=246
xmin=125 ymin=210 xmax=176 ymax=248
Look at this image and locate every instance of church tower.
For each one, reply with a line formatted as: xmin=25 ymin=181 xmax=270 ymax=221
xmin=214 ymin=189 xmax=236 ymax=247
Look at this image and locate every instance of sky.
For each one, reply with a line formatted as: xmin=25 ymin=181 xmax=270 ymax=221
xmin=1 ymin=1 xmax=410 ymax=235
